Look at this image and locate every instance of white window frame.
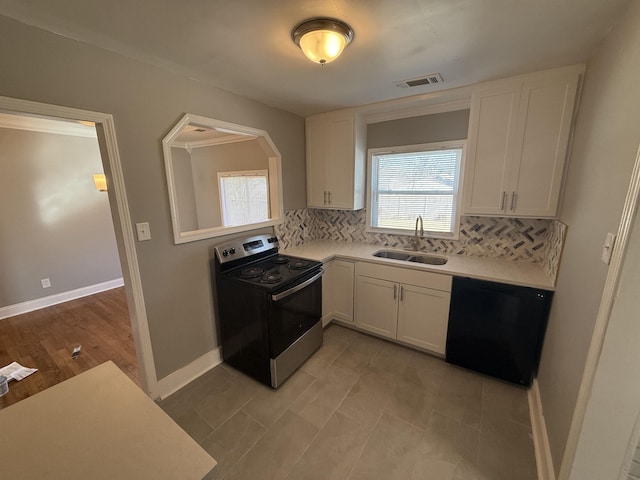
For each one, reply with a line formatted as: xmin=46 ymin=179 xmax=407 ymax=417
xmin=217 ymin=169 xmax=270 ymax=227
xmin=366 ymin=140 xmax=466 ymax=240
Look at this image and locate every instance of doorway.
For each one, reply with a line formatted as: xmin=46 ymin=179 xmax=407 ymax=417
xmin=0 ymin=95 xmax=156 ymax=397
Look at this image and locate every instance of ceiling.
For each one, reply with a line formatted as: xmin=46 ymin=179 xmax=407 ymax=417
xmin=0 ymin=0 xmax=630 ymax=116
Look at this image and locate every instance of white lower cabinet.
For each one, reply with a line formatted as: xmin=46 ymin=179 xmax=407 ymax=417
xmin=355 ymin=276 xmax=398 ymax=338
xmin=397 ymin=283 xmax=451 ymax=354
xmin=321 ymin=261 xmax=334 ymax=327
xmin=354 ymin=261 xmax=452 ymax=355
xmin=322 ymin=259 xmax=355 ymax=326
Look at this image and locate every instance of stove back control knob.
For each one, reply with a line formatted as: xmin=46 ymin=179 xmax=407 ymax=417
xmin=222 ymin=250 xmax=229 ymax=257
xmin=229 ymin=248 xmax=236 ymax=255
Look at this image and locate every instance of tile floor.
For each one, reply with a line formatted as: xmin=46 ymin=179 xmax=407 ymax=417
xmin=158 ymin=325 xmax=537 ymax=480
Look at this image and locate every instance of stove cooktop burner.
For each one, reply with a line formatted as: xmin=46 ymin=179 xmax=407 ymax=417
xmin=239 ymin=266 xmax=265 ymax=279
xmin=287 ymin=259 xmax=311 ymax=270
xmin=223 ymin=252 xmax=322 ymax=291
xmin=260 ymin=271 xmax=283 ymax=284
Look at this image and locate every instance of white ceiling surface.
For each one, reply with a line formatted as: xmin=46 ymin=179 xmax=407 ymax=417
xmin=0 ymin=0 xmax=630 ymax=116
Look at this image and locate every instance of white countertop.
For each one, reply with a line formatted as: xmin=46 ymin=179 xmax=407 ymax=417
xmin=0 ymin=361 xmax=217 ymax=479
xmin=282 ymin=240 xmax=554 ymax=290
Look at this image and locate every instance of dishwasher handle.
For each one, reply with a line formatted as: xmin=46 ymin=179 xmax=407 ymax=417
xmin=271 ymin=270 xmax=323 ymax=302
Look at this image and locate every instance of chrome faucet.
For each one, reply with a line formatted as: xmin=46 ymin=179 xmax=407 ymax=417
xmin=407 ymin=215 xmax=424 ymax=251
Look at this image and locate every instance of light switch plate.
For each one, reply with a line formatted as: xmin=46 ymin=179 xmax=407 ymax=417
xmin=601 ymin=232 xmax=616 ymax=265
xmin=136 ymin=222 xmax=151 ymax=241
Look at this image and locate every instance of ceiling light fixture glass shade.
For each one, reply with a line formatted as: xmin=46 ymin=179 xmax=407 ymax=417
xmin=292 ymin=18 xmax=354 ymax=65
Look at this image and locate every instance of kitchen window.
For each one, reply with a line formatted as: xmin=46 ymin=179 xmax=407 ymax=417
xmin=218 ymin=170 xmax=270 ymax=227
xmin=367 ymin=141 xmax=465 ymax=238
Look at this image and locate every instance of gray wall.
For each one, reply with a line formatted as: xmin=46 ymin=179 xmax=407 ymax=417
xmin=171 ymin=147 xmax=198 ymax=232
xmin=537 ymin=0 xmax=640 ymax=474
xmin=367 ymin=109 xmax=470 ymax=148
xmin=0 ymin=127 xmax=121 ymax=307
xmin=190 ymin=139 xmax=269 ymax=229
xmin=0 ymin=15 xmax=306 ymax=379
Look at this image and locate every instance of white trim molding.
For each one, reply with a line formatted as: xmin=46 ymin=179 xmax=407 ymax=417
xmin=529 ymin=378 xmax=557 ymax=480
xmin=0 ymin=278 xmax=124 ymax=320
xmin=0 ymin=112 xmax=97 ymax=138
xmin=363 ymin=99 xmax=471 ymax=124
xmin=0 ymin=95 xmax=158 ymax=398
xmin=156 ymin=348 xmax=222 ymax=400
xmin=559 ymin=144 xmax=640 ymax=479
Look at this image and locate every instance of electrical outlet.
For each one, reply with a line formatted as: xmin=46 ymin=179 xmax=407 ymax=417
xmin=41 ymin=278 xmax=51 ymax=288
xmin=136 ymin=222 xmax=151 ymax=241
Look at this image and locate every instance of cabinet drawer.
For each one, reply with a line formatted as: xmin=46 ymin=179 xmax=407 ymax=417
xmin=356 ymin=261 xmax=451 ymax=292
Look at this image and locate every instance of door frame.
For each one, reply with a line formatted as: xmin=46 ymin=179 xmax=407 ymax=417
xmin=559 ymin=144 xmax=640 ymax=479
xmin=0 ymin=95 xmax=158 ymax=397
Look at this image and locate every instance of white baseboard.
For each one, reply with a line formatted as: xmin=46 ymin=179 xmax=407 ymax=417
xmin=0 ymin=278 xmax=125 ymax=320
xmin=529 ymin=378 xmax=556 ymax=480
xmin=155 ymin=348 xmax=222 ymax=400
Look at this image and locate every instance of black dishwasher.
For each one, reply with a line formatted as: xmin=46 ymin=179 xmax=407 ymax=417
xmin=446 ymin=276 xmax=552 ymax=386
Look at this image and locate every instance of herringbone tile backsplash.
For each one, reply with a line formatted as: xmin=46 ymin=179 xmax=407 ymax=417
xmin=275 ymin=208 xmax=566 ymax=282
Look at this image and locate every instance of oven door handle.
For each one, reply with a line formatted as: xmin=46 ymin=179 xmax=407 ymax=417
xmin=271 ymin=270 xmax=323 ymax=302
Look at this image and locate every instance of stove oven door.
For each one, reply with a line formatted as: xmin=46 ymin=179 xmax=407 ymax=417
xmin=268 ymin=271 xmax=322 ymax=388
xmin=268 ymin=270 xmax=323 ymax=361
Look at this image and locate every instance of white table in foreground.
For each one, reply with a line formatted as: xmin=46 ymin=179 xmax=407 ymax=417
xmin=0 ymin=361 xmax=217 ymax=479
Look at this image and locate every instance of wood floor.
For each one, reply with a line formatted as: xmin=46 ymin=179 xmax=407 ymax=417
xmin=0 ymin=287 xmax=139 ymax=410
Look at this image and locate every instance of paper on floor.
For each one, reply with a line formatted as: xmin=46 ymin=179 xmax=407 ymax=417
xmin=0 ymin=362 xmax=38 ymax=381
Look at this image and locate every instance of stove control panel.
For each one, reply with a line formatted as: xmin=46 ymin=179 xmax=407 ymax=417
xmin=215 ymin=234 xmax=279 ymax=264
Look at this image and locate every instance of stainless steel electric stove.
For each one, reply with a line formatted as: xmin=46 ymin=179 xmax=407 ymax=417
xmin=212 ymin=234 xmax=323 ymax=388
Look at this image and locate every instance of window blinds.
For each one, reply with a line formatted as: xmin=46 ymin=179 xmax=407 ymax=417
xmin=219 ymin=171 xmax=269 ymax=227
xmin=371 ymin=148 xmax=462 ymax=234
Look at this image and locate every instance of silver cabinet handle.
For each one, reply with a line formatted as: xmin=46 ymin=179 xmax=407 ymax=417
xmin=328 ymin=191 xmax=332 ymax=205
xmin=511 ymin=192 xmax=517 ymax=211
xmin=323 ymin=191 xmax=327 ymax=205
xmin=393 ymin=284 xmax=397 ymax=300
xmin=501 ymin=191 xmax=507 ymax=211
xmin=400 ymin=285 xmax=404 ymax=301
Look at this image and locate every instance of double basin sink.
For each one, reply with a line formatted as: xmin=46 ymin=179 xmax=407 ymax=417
xmin=372 ymin=250 xmax=448 ymax=265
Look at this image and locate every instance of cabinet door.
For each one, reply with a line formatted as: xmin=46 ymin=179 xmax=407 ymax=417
xmin=332 ymin=260 xmax=355 ymax=323
xmin=397 ymin=284 xmax=451 ymax=355
xmin=325 ymin=115 xmax=355 ymax=209
xmin=463 ymin=86 xmax=520 ymax=215
xmin=355 ymin=276 xmax=398 ymax=339
xmin=306 ymin=117 xmax=329 ymax=208
xmin=321 ymin=261 xmax=334 ymax=327
xmin=508 ymin=75 xmax=579 ymax=217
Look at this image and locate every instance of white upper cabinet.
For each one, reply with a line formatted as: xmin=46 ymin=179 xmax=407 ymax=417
xmin=463 ymin=69 xmax=580 ymax=217
xmin=463 ymin=85 xmax=520 ymax=215
xmin=306 ymin=110 xmax=366 ymax=210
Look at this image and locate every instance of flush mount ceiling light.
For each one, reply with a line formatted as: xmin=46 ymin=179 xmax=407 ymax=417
xmin=292 ymin=17 xmax=354 ymax=65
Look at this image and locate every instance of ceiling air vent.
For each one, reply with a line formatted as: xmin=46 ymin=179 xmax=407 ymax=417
xmin=394 ymin=73 xmax=444 ymax=88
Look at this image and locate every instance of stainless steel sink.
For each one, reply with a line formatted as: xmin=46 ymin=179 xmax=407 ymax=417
xmin=408 ymin=255 xmax=448 ymax=265
xmin=372 ymin=250 xmax=412 ymax=261
xmin=372 ymin=250 xmax=448 ymax=265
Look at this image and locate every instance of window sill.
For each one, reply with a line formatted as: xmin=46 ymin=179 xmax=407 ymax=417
xmin=365 ymin=226 xmax=459 ymax=241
